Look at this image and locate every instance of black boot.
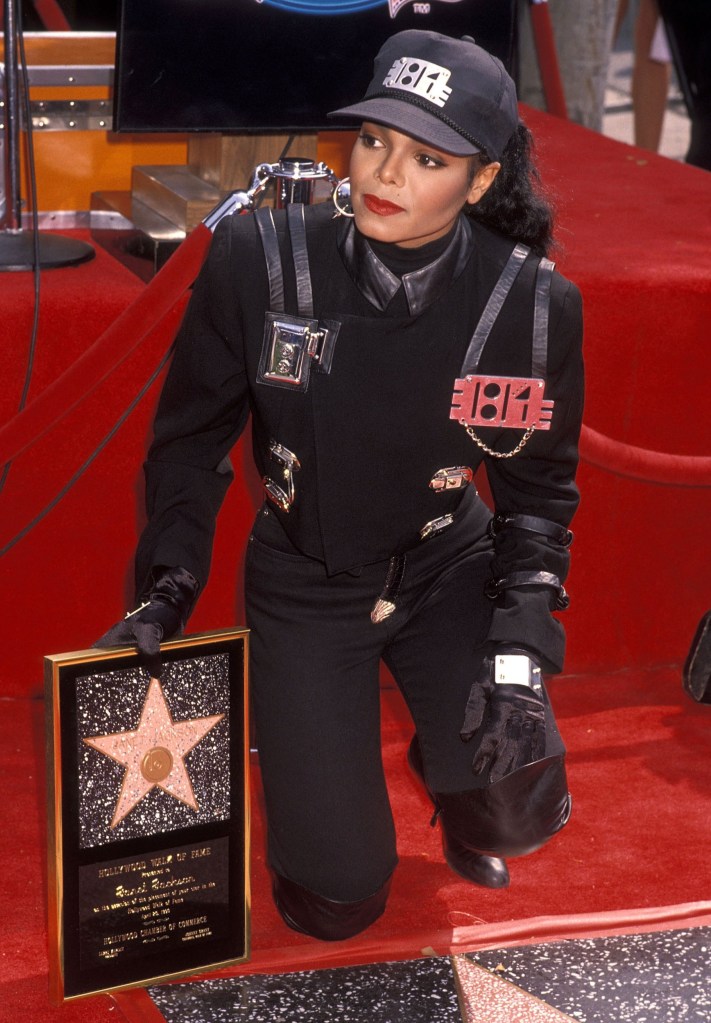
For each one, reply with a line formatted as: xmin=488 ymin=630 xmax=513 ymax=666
xmin=407 ymin=737 xmax=510 ymax=889
xmin=424 ymin=743 xmax=572 ymax=862
xmin=683 ymin=610 xmax=711 ymax=703
xmin=272 ymin=871 xmax=392 ymax=941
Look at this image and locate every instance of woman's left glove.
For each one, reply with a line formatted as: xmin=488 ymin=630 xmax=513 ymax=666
xmin=94 ymin=566 xmax=199 ymax=679
xmin=461 ymin=650 xmax=546 ymax=783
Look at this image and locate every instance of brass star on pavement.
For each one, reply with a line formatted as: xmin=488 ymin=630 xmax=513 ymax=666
xmin=84 ymin=677 xmax=224 ymax=828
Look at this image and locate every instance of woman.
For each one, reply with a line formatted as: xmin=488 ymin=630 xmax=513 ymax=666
xmin=98 ymin=30 xmax=584 ymax=941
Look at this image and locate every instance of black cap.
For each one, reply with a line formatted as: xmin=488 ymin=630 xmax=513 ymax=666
xmin=328 ymin=30 xmax=518 ymax=161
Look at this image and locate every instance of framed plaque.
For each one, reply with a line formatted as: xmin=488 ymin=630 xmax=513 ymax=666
xmin=45 ymin=628 xmax=250 ymax=1002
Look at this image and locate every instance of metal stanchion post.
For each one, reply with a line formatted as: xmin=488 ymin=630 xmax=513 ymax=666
xmin=0 ymin=0 xmax=94 ymax=270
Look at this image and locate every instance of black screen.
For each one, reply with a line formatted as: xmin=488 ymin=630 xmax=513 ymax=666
xmin=113 ymin=0 xmax=516 ymax=134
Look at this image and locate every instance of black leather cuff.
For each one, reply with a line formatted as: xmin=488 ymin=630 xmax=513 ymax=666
xmin=485 ymin=570 xmax=570 ymax=611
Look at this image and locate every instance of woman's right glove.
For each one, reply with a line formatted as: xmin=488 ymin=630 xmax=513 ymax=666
xmin=94 ymin=566 xmax=199 ymax=678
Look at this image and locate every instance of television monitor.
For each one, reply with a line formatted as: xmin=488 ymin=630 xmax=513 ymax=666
xmin=113 ymin=0 xmax=516 ymax=134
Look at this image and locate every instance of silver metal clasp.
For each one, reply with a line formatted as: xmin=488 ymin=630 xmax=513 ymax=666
xmin=419 ymin=514 xmax=455 ymax=541
xmin=269 ymin=441 xmax=301 ymax=474
xmin=263 ymin=441 xmax=301 ymax=512
xmin=258 ymin=313 xmax=340 ymax=390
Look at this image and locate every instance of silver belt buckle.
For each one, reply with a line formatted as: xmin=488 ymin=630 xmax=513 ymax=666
xmin=419 ymin=513 xmax=454 ymax=541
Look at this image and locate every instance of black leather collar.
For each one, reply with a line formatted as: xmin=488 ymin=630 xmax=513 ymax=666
xmin=338 ymin=215 xmax=474 ymax=316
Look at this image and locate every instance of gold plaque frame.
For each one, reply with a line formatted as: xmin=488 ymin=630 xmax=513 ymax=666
xmin=45 ymin=628 xmax=250 ymax=1002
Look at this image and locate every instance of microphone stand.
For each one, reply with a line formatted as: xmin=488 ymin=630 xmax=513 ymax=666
xmin=0 ymin=0 xmax=94 ymax=270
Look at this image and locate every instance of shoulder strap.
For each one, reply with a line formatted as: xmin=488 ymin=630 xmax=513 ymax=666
xmin=255 ymin=204 xmax=315 ymax=318
xmin=459 ymin=243 xmax=529 ymax=376
xmin=532 ymin=256 xmax=555 ymax=380
xmin=286 ymin=203 xmax=315 ymax=318
xmin=255 ymin=207 xmax=285 ymax=312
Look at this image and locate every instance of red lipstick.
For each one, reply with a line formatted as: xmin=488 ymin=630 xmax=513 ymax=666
xmin=363 ymin=194 xmax=404 ymax=216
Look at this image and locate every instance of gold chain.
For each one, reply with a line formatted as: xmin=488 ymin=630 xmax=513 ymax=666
xmin=462 ymin=423 xmax=535 ymax=459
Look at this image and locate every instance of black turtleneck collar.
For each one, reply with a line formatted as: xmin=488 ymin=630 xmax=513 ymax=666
xmin=337 ymin=215 xmax=474 ymax=317
xmin=368 ymin=224 xmax=456 ymax=275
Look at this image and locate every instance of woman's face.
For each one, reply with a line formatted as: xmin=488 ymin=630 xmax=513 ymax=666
xmin=348 ymin=122 xmax=500 ymax=249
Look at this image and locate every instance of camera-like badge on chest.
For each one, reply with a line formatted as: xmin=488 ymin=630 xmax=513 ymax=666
xmin=257 ymin=312 xmax=340 ymax=392
xmin=450 ymin=374 xmax=555 ymax=431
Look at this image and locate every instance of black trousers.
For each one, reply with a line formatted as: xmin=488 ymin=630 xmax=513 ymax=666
xmin=245 ymin=487 xmax=566 ymax=903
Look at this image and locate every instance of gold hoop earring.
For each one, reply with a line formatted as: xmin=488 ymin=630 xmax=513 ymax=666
xmin=332 ymin=177 xmax=354 ymax=218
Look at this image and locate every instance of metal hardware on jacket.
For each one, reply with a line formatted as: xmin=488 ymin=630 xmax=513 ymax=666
xmin=429 ymin=466 xmax=474 ymax=492
xmin=419 ymin=514 xmax=455 ymax=541
xmin=263 ymin=441 xmax=301 ymax=512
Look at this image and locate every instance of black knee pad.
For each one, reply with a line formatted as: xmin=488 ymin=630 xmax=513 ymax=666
xmin=272 ymin=871 xmax=393 ymax=941
xmin=435 ymin=753 xmax=571 ymax=858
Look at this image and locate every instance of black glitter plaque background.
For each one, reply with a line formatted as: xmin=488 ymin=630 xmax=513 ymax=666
xmin=76 ymin=653 xmax=231 ymax=849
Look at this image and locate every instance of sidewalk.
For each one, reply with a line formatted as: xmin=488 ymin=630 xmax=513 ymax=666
xmin=602 ymin=46 xmax=691 ymax=162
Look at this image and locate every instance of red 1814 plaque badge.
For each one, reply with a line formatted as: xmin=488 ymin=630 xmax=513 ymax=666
xmin=450 ymin=374 xmax=555 ymax=431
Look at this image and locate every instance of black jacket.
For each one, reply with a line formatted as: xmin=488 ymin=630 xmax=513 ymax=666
xmin=135 ymin=202 xmax=584 ymax=671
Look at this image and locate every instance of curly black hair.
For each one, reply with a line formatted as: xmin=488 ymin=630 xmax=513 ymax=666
xmin=465 ymin=123 xmax=555 ymax=257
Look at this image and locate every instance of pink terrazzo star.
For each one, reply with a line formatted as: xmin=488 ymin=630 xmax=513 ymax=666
xmin=84 ymin=678 xmax=224 ymax=828
xmin=453 ymin=956 xmax=577 ymax=1022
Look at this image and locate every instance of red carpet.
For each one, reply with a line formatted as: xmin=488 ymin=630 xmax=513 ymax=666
xmin=2 ymin=665 xmax=710 ymax=1021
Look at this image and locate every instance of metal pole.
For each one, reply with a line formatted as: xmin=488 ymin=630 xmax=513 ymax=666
xmin=2 ymin=0 xmax=22 ymax=230
xmin=0 ymin=0 xmax=94 ymax=270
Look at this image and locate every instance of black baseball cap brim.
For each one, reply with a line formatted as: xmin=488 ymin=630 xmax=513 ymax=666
xmin=328 ymin=97 xmax=481 ymax=157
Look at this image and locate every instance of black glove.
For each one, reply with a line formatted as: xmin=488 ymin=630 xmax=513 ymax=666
xmin=94 ymin=566 xmax=198 ymax=679
xmin=461 ymin=650 xmax=546 ymax=783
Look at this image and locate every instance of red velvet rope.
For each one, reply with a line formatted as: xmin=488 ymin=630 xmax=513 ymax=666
xmin=580 ymin=425 xmax=711 ymax=487
xmin=31 ymin=0 xmax=71 ymax=31
xmin=0 ymin=223 xmax=212 ymax=466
